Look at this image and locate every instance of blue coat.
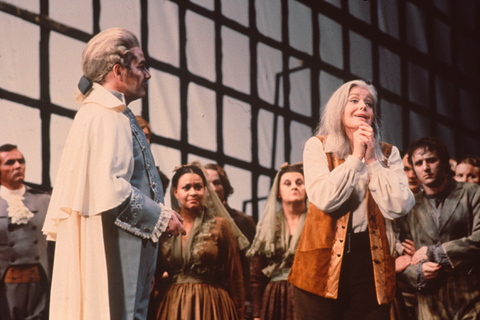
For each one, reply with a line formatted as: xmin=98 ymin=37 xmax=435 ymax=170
xmin=101 ymin=107 xmax=166 ymax=320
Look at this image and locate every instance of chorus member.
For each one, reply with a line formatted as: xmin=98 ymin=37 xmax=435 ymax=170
xmin=204 ymin=164 xmax=256 ymax=244
xmin=247 ymin=163 xmax=306 ymax=320
xmin=136 ymin=115 xmax=152 ymax=143
xmin=397 ymin=137 xmax=480 ymax=320
xmin=148 ymin=162 xmax=248 ymax=320
xmin=42 ymin=28 xmax=185 ymax=320
xmin=390 ymin=152 xmax=420 ymax=320
xmin=0 ymin=144 xmax=52 ymax=320
xmin=205 ymin=163 xmax=256 ymax=319
xmin=454 ymin=155 xmax=480 ymax=184
xmin=288 ymin=80 xmax=414 ymax=320
xmin=403 ymin=153 xmax=421 ymax=195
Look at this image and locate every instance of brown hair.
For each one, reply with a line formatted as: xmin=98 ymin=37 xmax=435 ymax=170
xmin=204 ymin=163 xmax=234 ymax=198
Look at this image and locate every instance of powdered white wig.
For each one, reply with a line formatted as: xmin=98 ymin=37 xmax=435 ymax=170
xmin=74 ymin=27 xmax=140 ymax=102
xmin=316 ymin=80 xmax=385 ymax=165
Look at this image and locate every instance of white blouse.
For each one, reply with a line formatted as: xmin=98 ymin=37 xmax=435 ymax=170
xmin=303 ymin=136 xmax=415 ymax=233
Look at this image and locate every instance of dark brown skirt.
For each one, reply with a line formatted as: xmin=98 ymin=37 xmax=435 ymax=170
xmin=150 ymin=282 xmax=239 ymax=320
xmin=261 ymin=280 xmax=296 ymax=320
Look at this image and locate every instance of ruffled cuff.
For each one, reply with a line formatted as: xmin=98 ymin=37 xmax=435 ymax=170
xmin=114 ymin=186 xmax=171 ymax=242
xmin=152 ymin=204 xmax=173 ymax=243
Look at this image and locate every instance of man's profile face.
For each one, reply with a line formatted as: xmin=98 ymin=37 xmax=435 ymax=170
xmin=0 ymin=149 xmax=26 ymax=189
xmin=122 ymin=47 xmax=151 ymax=103
xmin=411 ymin=148 xmax=446 ymax=189
xmin=206 ymin=169 xmax=225 ymax=204
xmin=140 ymin=125 xmax=151 ymax=144
xmin=403 ymin=154 xmax=421 ymax=194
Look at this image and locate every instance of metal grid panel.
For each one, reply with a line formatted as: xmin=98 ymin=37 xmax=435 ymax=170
xmin=0 ymin=0 xmax=479 ymax=221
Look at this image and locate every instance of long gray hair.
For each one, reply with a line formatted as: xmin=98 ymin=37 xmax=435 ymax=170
xmin=316 ymin=80 xmax=386 ymax=166
xmin=74 ymin=28 xmax=140 ymax=102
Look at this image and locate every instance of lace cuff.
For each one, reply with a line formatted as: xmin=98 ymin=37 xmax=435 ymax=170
xmin=114 ymin=186 xmax=171 ymax=242
xmin=151 ymin=204 xmax=173 ymax=243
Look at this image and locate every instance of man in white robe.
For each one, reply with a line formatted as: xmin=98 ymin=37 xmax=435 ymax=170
xmin=42 ymin=28 xmax=185 ymax=320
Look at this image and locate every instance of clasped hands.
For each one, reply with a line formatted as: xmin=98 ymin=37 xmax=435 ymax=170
xmin=352 ymin=124 xmax=376 ymax=165
xmin=396 ymin=240 xmax=440 ymax=280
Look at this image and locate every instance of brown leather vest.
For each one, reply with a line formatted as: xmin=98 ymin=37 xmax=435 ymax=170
xmin=287 ymin=136 xmax=395 ymax=305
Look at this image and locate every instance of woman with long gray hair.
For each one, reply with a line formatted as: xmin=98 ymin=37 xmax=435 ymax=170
xmin=288 ymin=80 xmax=414 ymax=320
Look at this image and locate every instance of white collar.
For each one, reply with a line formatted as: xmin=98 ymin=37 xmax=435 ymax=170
xmin=84 ymin=83 xmax=126 ymax=111
xmin=0 ymin=184 xmax=26 ymax=198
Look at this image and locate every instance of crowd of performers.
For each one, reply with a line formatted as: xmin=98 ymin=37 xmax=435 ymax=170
xmin=2 ymin=28 xmax=480 ymax=320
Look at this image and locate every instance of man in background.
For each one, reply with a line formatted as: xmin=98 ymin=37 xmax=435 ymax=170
xmin=398 ymin=137 xmax=480 ymax=319
xmin=205 ymin=163 xmax=256 ymax=319
xmin=0 ymin=144 xmax=52 ymax=320
xmin=403 ymin=153 xmax=421 ymax=194
xmin=393 ymin=152 xmax=422 ymax=320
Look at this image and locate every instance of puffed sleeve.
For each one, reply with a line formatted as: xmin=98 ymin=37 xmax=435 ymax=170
xmin=303 ymin=136 xmax=365 ymax=214
xmin=219 ymin=218 xmax=245 ymax=320
xmin=367 ymin=146 xmax=415 ymax=219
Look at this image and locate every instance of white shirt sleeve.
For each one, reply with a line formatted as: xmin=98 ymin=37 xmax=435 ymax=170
xmin=303 ymin=136 xmax=365 ymax=213
xmin=367 ymin=146 xmax=415 ymax=219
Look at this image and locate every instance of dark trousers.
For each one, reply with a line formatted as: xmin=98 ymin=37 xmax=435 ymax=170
xmin=294 ymin=230 xmax=390 ymax=320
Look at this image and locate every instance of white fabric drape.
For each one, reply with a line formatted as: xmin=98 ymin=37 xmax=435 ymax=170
xmin=42 ymin=84 xmax=134 ymax=320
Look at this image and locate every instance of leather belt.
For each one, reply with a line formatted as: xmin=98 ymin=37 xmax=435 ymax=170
xmin=4 ymin=265 xmax=40 ymax=283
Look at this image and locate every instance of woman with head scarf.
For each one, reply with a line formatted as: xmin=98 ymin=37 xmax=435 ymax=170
xmin=148 ymin=161 xmax=248 ymax=320
xmin=247 ymin=163 xmax=307 ymax=320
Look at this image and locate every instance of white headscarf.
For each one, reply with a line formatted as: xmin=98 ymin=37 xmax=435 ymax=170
xmin=247 ymin=163 xmax=307 ymax=260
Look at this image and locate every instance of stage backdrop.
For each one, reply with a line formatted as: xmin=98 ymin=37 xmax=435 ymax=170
xmin=1 ymin=0 xmax=479 ymax=221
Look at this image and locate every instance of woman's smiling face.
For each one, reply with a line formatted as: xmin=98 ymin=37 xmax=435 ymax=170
xmin=341 ymin=86 xmax=374 ymax=132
